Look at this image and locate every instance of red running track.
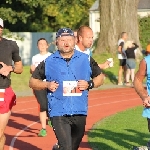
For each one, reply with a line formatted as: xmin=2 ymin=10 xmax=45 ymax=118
xmin=4 ymin=88 xmax=142 ymax=150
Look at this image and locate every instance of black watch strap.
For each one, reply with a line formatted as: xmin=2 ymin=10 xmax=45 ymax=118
xmin=87 ymin=80 xmax=94 ymax=90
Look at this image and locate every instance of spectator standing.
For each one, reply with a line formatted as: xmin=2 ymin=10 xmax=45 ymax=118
xmin=124 ymin=41 xmax=139 ymax=86
xmin=117 ymin=32 xmax=128 ymax=85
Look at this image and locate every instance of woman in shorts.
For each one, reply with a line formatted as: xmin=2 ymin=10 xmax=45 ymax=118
xmin=124 ymin=41 xmax=138 ymax=86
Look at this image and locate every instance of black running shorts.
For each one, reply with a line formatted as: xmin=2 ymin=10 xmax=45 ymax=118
xmin=119 ymin=59 xmax=126 ymax=66
xmin=33 ymin=89 xmax=48 ymax=112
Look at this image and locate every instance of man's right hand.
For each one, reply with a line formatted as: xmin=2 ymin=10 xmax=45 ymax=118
xmin=0 ymin=62 xmax=13 ymax=76
xmin=143 ymin=97 xmax=150 ymax=107
xmin=47 ymin=81 xmax=59 ymax=92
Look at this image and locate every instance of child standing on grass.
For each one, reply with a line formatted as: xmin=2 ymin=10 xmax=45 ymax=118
xmin=124 ymin=41 xmax=138 ymax=86
xmin=30 ymin=38 xmax=52 ymax=137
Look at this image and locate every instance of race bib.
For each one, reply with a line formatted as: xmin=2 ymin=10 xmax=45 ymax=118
xmin=63 ymin=81 xmax=82 ymax=96
xmin=0 ymin=89 xmax=5 ymax=101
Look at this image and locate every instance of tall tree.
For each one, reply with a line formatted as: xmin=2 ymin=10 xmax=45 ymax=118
xmin=0 ymin=0 xmax=95 ymax=32
xmin=0 ymin=0 xmax=50 ymax=32
xmin=95 ymin=0 xmax=141 ymax=55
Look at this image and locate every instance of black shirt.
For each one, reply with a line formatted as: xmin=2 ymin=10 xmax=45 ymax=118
xmin=32 ymin=56 xmax=102 ymax=80
xmin=125 ymin=43 xmax=139 ymax=59
xmin=118 ymin=42 xmax=124 ymax=54
xmin=0 ymin=38 xmax=21 ymax=88
xmin=119 ymin=42 xmax=124 ymax=48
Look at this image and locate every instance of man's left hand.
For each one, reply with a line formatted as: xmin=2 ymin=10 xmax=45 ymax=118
xmin=77 ymin=80 xmax=89 ymax=90
xmin=103 ymin=60 xmax=110 ymax=69
xmin=0 ymin=62 xmax=13 ymax=76
xmin=98 ymin=60 xmax=110 ymax=69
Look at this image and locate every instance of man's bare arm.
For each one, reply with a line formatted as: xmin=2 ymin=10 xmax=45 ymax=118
xmin=29 ymin=77 xmax=59 ymax=92
xmin=98 ymin=61 xmax=110 ymax=70
xmin=118 ymin=46 xmax=122 ymax=53
xmin=93 ymin=73 xmax=105 ymax=88
xmin=0 ymin=61 xmax=23 ymax=76
xmin=134 ymin=59 xmax=147 ymax=101
xmin=13 ymin=61 xmax=23 ymax=74
xmin=29 ymin=77 xmax=47 ymax=90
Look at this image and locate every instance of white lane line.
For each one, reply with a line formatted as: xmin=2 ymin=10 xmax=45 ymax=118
xmin=89 ymin=98 xmax=139 ymax=108
xmin=12 ymin=96 xmax=139 ymax=113
xmin=9 ymin=93 xmax=140 ymax=149
xmin=9 ymin=120 xmax=40 ymax=150
xmin=10 ymin=106 xmax=39 ymax=149
xmin=17 ymin=100 xmax=36 ymax=104
xmin=90 ymin=88 xmax=133 ymax=94
xmin=12 ymin=107 xmax=37 ymax=113
xmin=89 ymin=93 xmax=139 ymax=101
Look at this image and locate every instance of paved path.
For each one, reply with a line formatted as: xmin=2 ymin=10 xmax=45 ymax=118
xmin=4 ymin=87 xmax=141 ymax=150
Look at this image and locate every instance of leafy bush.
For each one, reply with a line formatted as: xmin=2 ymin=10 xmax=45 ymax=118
xmin=139 ymin=16 xmax=150 ymax=50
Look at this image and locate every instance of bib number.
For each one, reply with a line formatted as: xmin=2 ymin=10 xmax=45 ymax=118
xmin=63 ymin=81 xmax=82 ymax=96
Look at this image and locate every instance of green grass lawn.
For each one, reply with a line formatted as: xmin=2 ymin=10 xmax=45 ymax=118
xmin=11 ymin=66 xmax=31 ymax=92
xmin=88 ymin=106 xmax=149 ymax=150
xmin=93 ymin=53 xmax=120 ymax=84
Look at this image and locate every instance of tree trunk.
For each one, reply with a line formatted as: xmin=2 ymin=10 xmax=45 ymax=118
xmin=95 ymin=0 xmax=142 ymax=58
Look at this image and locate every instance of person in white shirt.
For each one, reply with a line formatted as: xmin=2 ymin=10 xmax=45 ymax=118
xmin=117 ymin=32 xmax=128 ymax=85
xmin=30 ymin=38 xmax=51 ymax=137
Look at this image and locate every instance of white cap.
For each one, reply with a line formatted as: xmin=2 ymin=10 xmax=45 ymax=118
xmin=0 ymin=18 xmax=4 ymax=28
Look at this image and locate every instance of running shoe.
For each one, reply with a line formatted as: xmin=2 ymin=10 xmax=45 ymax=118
xmin=48 ymin=119 xmax=52 ymax=127
xmin=52 ymin=143 xmax=59 ymax=150
xmin=125 ymin=82 xmax=131 ymax=86
xmin=118 ymin=82 xmax=123 ymax=85
xmin=38 ymin=129 xmax=47 ymax=137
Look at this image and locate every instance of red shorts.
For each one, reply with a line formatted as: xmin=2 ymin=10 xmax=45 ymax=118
xmin=0 ymin=87 xmax=16 ymax=114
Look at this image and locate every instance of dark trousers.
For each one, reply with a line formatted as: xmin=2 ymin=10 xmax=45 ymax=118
xmin=51 ymin=115 xmax=86 ymax=150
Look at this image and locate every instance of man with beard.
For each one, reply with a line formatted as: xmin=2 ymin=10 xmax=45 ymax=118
xmin=29 ymin=27 xmax=104 ymax=150
xmin=0 ymin=18 xmax=23 ymax=149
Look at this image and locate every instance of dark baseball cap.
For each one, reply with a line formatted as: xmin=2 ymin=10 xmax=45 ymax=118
xmin=56 ymin=28 xmax=74 ymax=38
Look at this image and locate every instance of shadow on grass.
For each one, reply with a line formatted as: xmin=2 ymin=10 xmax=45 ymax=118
xmin=88 ymin=128 xmax=149 ymax=150
xmin=103 ymin=70 xmax=118 ymax=84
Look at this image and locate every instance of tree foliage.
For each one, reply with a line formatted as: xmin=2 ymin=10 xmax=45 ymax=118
xmin=0 ymin=0 xmax=95 ymax=32
xmin=139 ymin=16 xmax=150 ymax=49
xmin=44 ymin=0 xmax=94 ymax=31
xmin=0 ymin=0 xmax=49 ymax=31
